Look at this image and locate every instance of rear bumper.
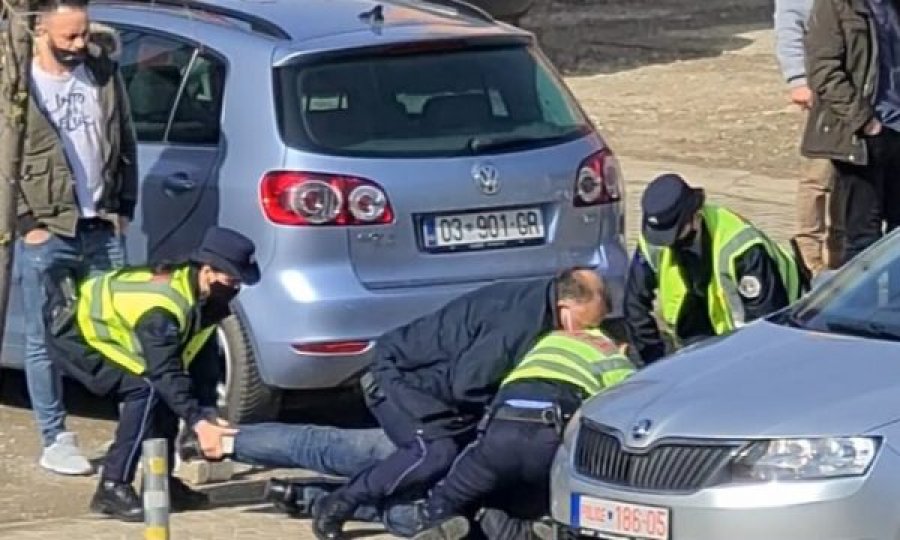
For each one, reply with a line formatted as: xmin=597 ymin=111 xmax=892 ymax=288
xmin=240 ymin=240 xmax=627 ymax=391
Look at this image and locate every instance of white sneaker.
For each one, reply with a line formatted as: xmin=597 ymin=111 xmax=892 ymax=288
xmin=39 ymin=432 xmax=93 ymax=475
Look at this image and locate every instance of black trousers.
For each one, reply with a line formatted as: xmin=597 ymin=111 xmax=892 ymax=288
xmin=103 ymin=375 xmax=179 ymax=485
xmin=834 ymin=128 xmax=900 ymax=264
xmin=338 ymin=396 xmax=464 ymax=507
xmin=424 ymin=416 xmax=561 ymax=538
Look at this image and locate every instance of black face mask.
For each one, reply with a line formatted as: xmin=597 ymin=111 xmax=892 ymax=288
xmin=208 ymin=281 xmax=240 ymax=304
xmin=50 ymin=45 xmax=86 ymax=69
xmin=200 ymin=282 xmax=240 ymax=325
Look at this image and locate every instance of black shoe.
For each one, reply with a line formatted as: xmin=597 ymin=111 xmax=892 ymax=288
xmin=412 ymin=516 xmax=471 ymax=540
xmin=169 ymin=477 xmax=210 ymax=511
xmin=312 ymin=491 xmax=356 ymax=540
xmin=90 ymin=480 xmax=144 ymax=522
xmin=264 ymin=477 xmax=345 ymax=518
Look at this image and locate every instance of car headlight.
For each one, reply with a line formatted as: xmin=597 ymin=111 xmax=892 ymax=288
xmin=731 ymin=437 xmax=880 ymax=482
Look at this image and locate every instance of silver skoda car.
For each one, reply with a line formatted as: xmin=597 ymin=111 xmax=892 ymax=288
xmin=551 ymin=230 xmax=900 ymax=539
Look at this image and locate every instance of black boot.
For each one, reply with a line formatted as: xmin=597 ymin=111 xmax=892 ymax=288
xmin=90 ymin=480 xmax=144 ymax=522
xmin=169 ymin=477 xmax=210 ymax=511
xmin=312 ymin=491 xmax=356 ymax=540
xmin=265 ymin=477 xmax=345 ymax=518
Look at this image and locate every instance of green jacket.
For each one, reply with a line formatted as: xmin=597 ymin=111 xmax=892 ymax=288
xmin=12 ymin=41 xmax=137 ymax=237
xmin=801 ymin=0 xmax=878 ymax=165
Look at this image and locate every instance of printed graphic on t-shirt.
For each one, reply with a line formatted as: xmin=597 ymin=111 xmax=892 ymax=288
xmin=47 ymin=91 xmax=97 ymax=133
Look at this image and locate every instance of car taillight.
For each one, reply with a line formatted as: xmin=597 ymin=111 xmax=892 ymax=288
xmin=260 ymin=171 xmax=394 ymax=226
xmin=292 ymin=340 xmax=373 ymax=355
xmin=574 ymin=149 xmax=621 ymax=207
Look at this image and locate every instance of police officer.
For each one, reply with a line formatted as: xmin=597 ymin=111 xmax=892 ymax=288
xmin=413 ymin=327 xmax=636 ymax=540
xmin=625 ymin=174 xmax=805 ymax=365
xmin=313 ymin=267 xmax=609 ymax=539
xmin=43 ymin=227 xmax=259 ymax=521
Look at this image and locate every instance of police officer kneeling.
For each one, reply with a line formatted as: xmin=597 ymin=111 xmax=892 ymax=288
xmin=44 ymin=227 xmax=259 ymax=521
xmin=413 ymin=328 xmax=635 ymax=540
xmin=625 ymin=174 xmax=806 ymax=365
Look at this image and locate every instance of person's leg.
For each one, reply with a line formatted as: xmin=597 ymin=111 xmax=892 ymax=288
xmin=418 ymin=420 xmax=561 ymax=540
xmin=92 ymin=377 xmax=157 ymax=521
xmin=835 ymin=149 xmax=885 ymax=264
xmin=18 ymin=233 xmax=90 ymax=474
xmin=233 ymin=423 xmax=395 ymax=476
xmin=795 ymin=156 xmax=832 ymax=274
xmin=150 ymin=404 xmax=209 ymax=511
xmin=315 ymin=397 xmax=460 ymax=538
xmin=879 ymin=130 xmax=900 ymax=235
xmin=80 ymin=220 xmax=126 ymax=276
xmin=821 ymin=160 xmax=845 ymax=269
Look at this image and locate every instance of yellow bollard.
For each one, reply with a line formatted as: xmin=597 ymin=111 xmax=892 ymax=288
xmin=142 ymin=438 xmax=170 ymax=540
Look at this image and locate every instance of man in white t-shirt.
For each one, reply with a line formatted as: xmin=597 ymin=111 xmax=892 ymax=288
xmin=13 ymin=0 xmax=137 ymax=480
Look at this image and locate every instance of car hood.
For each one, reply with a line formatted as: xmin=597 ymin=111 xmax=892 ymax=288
xmin=582 ymin=320 xmax=900 ymax=447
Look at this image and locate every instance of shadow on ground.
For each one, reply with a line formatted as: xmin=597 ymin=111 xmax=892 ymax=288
xmin=521 ymin=0 xmax=772 ymax=75
xmin=0 ymin=368 xmax=376 ymax=428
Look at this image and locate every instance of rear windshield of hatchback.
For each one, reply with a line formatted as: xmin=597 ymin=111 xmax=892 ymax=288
xmin=274 ymin=44 xmax=592 ymax=158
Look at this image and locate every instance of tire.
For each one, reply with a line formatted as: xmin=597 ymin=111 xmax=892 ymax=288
xmin=217 ymin=314 xmax=281 ymax=424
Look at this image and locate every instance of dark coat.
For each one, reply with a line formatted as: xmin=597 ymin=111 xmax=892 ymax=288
xmin=369 ymin=277 xmax=557 ymax=438
xmin=801 ymin=0 xmax=879 ymax=164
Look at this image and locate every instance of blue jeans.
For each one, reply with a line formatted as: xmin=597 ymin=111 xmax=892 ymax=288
xmin=18 ymin=221 xmax=125 ymax=446
xmin=233 ymin=423 xmax=422 ymax=536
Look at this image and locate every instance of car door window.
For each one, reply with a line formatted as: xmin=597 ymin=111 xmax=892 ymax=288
xmin=117 ymin=30 xmax=194 ymax=143
xmin=168 ymin=53 xmax=226 ymax=145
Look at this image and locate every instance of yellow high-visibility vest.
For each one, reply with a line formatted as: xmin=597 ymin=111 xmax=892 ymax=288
xmin=76 ymin=265 xmax=216 ymax=376
xmin=638 ymin=204 xmax=801 ymax=340
xmin=502 ymin=329 xmax=635 ymax=397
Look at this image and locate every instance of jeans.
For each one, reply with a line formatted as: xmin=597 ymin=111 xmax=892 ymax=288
xmin=18 ymin=220 xmax=125 ymax=446
xmin=233 ymin=423 xmax=422 ymax=536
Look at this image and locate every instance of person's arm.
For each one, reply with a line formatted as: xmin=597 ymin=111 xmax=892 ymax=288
xmin=805 ymin=0 xmax=875 ymax=132
xmin=775 ymin=0 xmax=812 ymax=88
xmin=623 ymin=249 xmax=665 ymax=365
xmin=734 ymin=245 xmax=790 ymax=323
xmin=133 ymin=308 xmax=206 ymax=427
xmin=187 ymin=336 xmax=221 ymax=412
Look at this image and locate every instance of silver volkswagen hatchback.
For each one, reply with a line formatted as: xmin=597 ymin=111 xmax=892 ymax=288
xmin=1 ymin=0 xmax=627 ymax=421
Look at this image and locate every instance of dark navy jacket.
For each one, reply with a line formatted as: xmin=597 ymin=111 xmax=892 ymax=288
xmin=369 ymin=277 xmax=557 ymax=438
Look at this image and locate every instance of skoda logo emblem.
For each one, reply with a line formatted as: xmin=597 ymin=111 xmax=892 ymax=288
xmin=631 ymin=419 xmax=652 ymax=440
xmin=473 ymin=163 xmax=500 ymax=195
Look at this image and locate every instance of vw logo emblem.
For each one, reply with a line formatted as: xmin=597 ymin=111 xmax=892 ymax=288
xmin=473 ymin=163 xmax=500 ymax=195
xmin=631 ymin=419 xmax=652 ymax=440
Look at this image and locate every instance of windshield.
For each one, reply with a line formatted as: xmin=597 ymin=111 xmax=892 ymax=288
xmin=783 ymin=232 xmax=900 ymax=340
xmin=274 ymin=44 xmax=592 ymax=158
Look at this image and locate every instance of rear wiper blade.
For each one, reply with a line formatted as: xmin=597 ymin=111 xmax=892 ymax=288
xmin=466 ymin=134 xmax=553 ymax=153
xmin=825 ymin=319 xmax=900 ymax=340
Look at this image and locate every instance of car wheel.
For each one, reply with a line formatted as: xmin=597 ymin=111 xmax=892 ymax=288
xmin=216 ymin=315 xmax=281 ymax=423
